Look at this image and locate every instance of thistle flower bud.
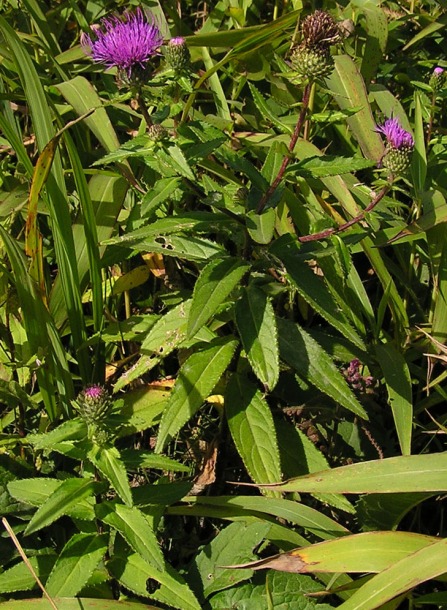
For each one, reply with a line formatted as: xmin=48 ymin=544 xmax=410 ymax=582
xmin=74 ymin=385 xmax=112 ymax=424
xmin=164 ymin=37 xmax=191 ymax=73
xmin=429 ymin=67 xmax=446 ymax=93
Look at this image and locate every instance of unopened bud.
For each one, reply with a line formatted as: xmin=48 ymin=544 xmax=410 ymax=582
xmin=165 ymin=37 xmax=191 ymax=73
xmin=429 ymin=67 xmax=446 ymax=93
xmin=74 ymin=385 xmax=112 ymax=424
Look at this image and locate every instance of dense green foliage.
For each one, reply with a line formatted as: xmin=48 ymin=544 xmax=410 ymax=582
xmin=0 ymin=0 xmax=447 ymax=608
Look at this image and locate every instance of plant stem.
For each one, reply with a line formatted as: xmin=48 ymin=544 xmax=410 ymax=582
xmin=257 ymin=81 xmax=312 ymax=214
xmin=297 ymin=184 xmax=390 ymax=243
xmin=426 ymin=90 xmax=436 ymax=147
xmin=136 ymin=90 xmax=153 ymax=127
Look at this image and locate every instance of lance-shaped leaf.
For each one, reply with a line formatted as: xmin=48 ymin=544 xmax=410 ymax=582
xmin=156 ymin=337 xmax=238 ymax=451
xmin=326 ymin=54 xmax=384 ymax=162
xmin=24 ymin=478 xmax=100 ymax=535
xmin=45 ymin=533 xmax=108 ymax=597
xmin=189 ymin=521 xmax=271 ymax=599
xmin=0 ymin=599 xmax=160 ymax=610
xmin=278 ymin=318 xmax=367 ymax=419
xmin=108 ymin=552 xmax=201 ymax=610
xmin=95 ymin=502 xmax=163 ymax=570
xmin=187 ymin=257 xmax=250 ymax=339
xmin=0 ymin=556 xmax=56 ymax=594
xmin=88 ymin=444 xmax=132 ymax=507
xmin=376 ymin=343 xmax=413 ymax=456
xmin=337 ymin=537 xmax=447 ymax=610
xmin=256 ymin=452 xmax=447 ymax=494
xmin=222 ymin=531 xmax=438 ymax=574
xmin=235 ymin=285 xmax=279 ymax=391
xmin=225 ymin=373 xmax=282 ymax=495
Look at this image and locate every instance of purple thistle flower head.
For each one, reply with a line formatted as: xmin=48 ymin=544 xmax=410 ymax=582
xmin=84 ymin=384 xmax=104 ymax=400
xmin=376 ymin=117 xmax=414 ymax=150
xmin=82 ymin=8 xmax=163 ymax=77
xmin=434 ymin=67 xmax=444 ymax=75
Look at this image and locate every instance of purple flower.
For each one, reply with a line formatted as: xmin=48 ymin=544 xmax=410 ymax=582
xmin=84 ymin=385 xmax=104 ymax=400
xmin=434 ymin=67 xmax=444 ymax=75
xmin=169 ymin=37 xmax=186 ymax=47
xmin=82 ymin=8 xmax=163 ymax=77
xmin=376 ymin=118 xmax=414 ymax=150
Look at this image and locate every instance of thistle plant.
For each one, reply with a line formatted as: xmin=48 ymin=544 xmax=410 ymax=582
xmin=3 ymin=1 xmax=447 ymax=608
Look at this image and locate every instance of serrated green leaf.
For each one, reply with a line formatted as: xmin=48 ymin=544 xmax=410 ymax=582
xmin=95 ymin=502 xmax=163 ymax=570
xmin=141 ymin=177 xmax=182 ymax=217
xmin=24 ymin=478 xmax=99 ymax=535
xmin=225 ymin=373 xmax=282 ymax=494
xmin=0 ymin=598 xmax=159 ymax=610
xmin=7 ymin=477 xmax=95 ymax=521
xmin=27 ymin=419 xmax=87 ymax=450
xmin=88 ymin=445 xmax=132 ymax=507
xmin=45 ymin=533 xmax=108 ymax=597
xmin=236 ymin=285 xmax=279 ymax=391
xmin=117 ymin=386 xmax=170 ymax=433
xmin=0 ymin=556 xmax=56 ymax=594
xmin=156 ymin=337 xmax=238 ymax=451
xmin=210 ymin=571 xmax=333 ymax=610
xmin=125 ymin=234 xmax=225 ymax=262
xmin=108 ymin=553 xmax=201 ymax=610
xmin=166 ymin=145 xmax=196 ymax=180
xmin=376 ymin=343 xmax=413 ymax=456
xmin=114 ymin=301 xmax=191 ymax=393
xmin=142 ymin=299 xmax=191 ymax=356
xmin=277 ymin=318 xmax=367 ymax=419
xmin=120 ymin=449 xmax=189 ymax=472
xmin=271 ymin=236 xmax=365 ymax=350
xmin=187 ymin=257 xmax=250 ymax=339
xmin=246 ymin=208 xmax=276 ymax=245
xmin=8 ymin=478 xmax=62 ymax=507
xmin=103 ymin=212 xmax=232 ymax=245
xmin=190 ymin=521 xmax=271 ymax=599
xmin=248 ymin=83 xmax=290 ymax=134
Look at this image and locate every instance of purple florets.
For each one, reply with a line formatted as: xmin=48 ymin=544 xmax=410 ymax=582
xmin=169 ymin=37 xmax=186 ymax=46
xmin=376 ymin=118 xmax=414 ymax=150
xmin=82 ymin=8 xmax=163 ymax=77
xmin=434 ymin=67 xmax=444 ymax=76
xmin=84 ymin=384 xmax=103 ymax=400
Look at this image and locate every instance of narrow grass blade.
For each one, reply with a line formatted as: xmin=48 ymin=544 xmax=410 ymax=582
xmin=376 ymin=343 xmax=413 ymax=455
